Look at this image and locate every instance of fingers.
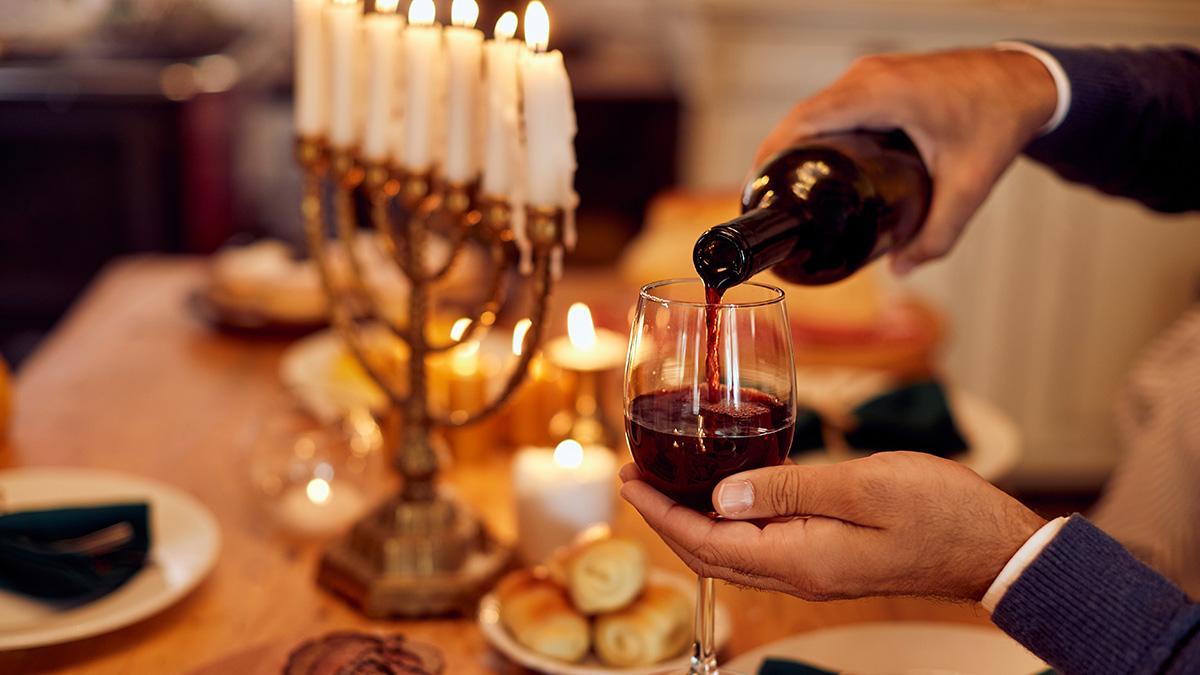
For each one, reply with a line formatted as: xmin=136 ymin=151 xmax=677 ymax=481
xmin=710 ymin=462 xmax=880 ymax=524
xmin=890 ymin=163 xmax=993 ymax=274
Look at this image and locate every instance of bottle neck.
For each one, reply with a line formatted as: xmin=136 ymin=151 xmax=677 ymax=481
xmin=693 ymin=206 xmax=806 ymax=290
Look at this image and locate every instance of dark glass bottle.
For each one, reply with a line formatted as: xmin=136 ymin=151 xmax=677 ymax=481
xmin=693 ymin=130 xmax=932 ymax=289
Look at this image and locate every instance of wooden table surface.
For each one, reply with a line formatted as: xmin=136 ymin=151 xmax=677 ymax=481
xmin=0 ymin=258 xmax=991 ymax=675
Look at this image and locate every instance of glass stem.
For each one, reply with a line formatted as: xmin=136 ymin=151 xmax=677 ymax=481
xmin=689 ymin=575 xmax=718 ymax=674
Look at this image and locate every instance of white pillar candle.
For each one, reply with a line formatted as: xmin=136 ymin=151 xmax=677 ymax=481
xmin=362 ymin=1 xmax=405 ymax=162
xmin=513 ymin=440 xmax=616 ymax=564
xmin=520 ymin=1 xmax=579 ymax=255
xmin=325 ymin=0 xmax=365 ymax=150
xmin=402 ymin=0 xmax=443 ymax=173
xmin=481 ymin=12 xmax=521 ymax=199
xmin=442 ymin=0 xmax=483 ymax=184
xmin=293 ymin=0 xmax=328 ymax=138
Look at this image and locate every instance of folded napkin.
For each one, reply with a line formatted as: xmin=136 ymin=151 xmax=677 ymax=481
xmin=759 ymin=657 xmax=1056 ymax=675
xmin=758 ymin=657 xmax=837 ymax=674
xmin=0 ymin=503 xmax=151 ymax=599
xmin=790 ymin=380 xmax=969 ymax=460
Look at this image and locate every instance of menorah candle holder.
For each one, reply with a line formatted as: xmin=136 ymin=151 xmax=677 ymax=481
xmin=297 ymin=135 xmax=561 ymax=617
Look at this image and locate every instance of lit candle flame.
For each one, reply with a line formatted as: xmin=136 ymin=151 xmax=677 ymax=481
xmin=376 ymin=0 xmax=399 ymax=13
xmin=524 ymin=1 xmax=549 ymax=52
xmin=408 ymin=0 xmax=435 ymax=26
xmin=553 ymin=439 xmax=584 ymax=469
xmin=450 ymin=317 xmax=472 ymax=342
xmin=567 ymin=302 xmax=597 ymax=351
xmin=332 ymin=0 xmax=359 ymax=5
xmin=306 ymin=477 xmax=332 ymax=505
xmin=494 ymin=11 xmax=518 ymax=41
xmin=512 ymin=318 xmax=533 ymax=356
xmin=451 ymin=0 xmax=478 ymax=28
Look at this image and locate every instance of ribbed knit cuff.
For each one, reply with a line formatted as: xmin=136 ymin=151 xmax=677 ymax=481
xmin=992 ymin=514 xmax=1200 ymax=674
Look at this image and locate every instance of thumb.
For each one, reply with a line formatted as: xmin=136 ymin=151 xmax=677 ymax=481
xmin=712 ymin=463 xmax=872 ymax=522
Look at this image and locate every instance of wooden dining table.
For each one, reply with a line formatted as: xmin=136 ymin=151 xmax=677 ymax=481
xmin=0 ymin=257 xmax=992 ymax=674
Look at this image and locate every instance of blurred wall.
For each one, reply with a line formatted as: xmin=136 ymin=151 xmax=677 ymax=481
xmin=656 ymin=0 xmax=1200 ymax=489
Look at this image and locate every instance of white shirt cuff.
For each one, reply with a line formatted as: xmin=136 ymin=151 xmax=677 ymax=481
xmin=981 ymin=516 xmax=1069 ymax=613
xmin=994 ymin=41 xmax=1072 ymax=136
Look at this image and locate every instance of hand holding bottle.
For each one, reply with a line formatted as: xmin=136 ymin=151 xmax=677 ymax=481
xmin=754 ymin=49 xmax=1058 ymax=274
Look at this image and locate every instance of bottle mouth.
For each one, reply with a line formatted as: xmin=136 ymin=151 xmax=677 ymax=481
xmin=692 ymin=226 xmax=750 ymax=291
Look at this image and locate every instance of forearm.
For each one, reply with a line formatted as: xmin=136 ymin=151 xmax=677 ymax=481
xmin=1018 ymin=44 xmax=1200 ymax=213
xmin=991 ymin=515 xmax=1200 ymax=675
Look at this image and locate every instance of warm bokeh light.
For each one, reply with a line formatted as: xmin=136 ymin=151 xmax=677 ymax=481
xmin=376 ymin=0 xmax=400 ymax=13
xmin=494 ymin=11 xmax=518 ymax=41
xmin=512 ymin=318 xmax=533 ymax=356
xmin=451 ymin=0 xmax=479 ymax=28
xmin=567 ymin=303 xmax=597 ymax=351
xmin=409 ymin=0 xmax=435 ymax=26
xmin=524 ymin=1 xmax=549 ymax=52
xmin=450 ymin=317 xmax=472 ymax=341
xmin=553 ymin=439 xmax=584 ymax=469
xmin=306 ymin=477 xmax=332 ymax=504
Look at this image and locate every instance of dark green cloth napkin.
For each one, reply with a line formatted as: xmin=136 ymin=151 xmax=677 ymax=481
xmin=0 ymin=503 xmax=151 ymax=599
xmin=758 ymin=657 xmax=837 ymax=674
xmin=790 ymin=380 xmax=969 ymax=459
xmin=759 ymin=657 xmax=1056 ymax=674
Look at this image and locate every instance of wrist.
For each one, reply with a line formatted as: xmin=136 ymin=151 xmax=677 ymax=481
xmin=993 ymin=42 xmax=1068 ymax=137
xmin=964 ymin=504 xmax=1048 ymax=601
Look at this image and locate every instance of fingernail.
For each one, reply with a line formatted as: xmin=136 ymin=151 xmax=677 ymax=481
xmin=716 ymin=481 xmax=754 ymax=515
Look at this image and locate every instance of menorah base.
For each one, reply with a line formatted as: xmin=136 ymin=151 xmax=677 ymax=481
xmin=317 ymin=492 xmax=513 ymax=618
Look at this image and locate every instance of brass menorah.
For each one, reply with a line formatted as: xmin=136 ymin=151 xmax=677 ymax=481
xmin=296 ymin=136 xmax=562 ymax=617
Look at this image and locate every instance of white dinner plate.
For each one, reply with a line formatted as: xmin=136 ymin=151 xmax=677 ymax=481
xmin=723 ymin=621 xmax=1047 ymax=675
xmin=0 ymin=467 xmax=221 ymax=650
xmin=479 ymin=569 xmax=732 ymax=675
xmin=792 ymin=389 xmax=1021 ymax=484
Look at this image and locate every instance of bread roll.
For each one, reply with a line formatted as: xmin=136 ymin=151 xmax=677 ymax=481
xmin=496 ymin=570 xmax=589 ymax=663
xmin=552 ymin=537 xmax=646 ymax=614
xmin=594 ymin=583 xmax=692 ymax=668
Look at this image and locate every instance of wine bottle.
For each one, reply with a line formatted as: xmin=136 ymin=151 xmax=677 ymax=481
xmin=693 ymin=130 xmax=932 ymax=289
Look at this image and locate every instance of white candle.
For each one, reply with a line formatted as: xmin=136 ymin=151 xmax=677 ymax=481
xmin=443 ymin=0 xmax=483 ymax=184
xmin=513 ymin=440 xmax=616 ymax=564
xmin=325 ymin=0 xmax=365 ymax=149
xmin=520 ymin=1 xmax=577 ymax=243
xmin=293 ymin=0 xmax=328 ymax=138
xmin=403 ymin=0 xmax=443 ymax=173
xmin=481 ymin=11 xmax=521 ymax=198
xmin=362 ymin=1 xmax=405 ymax=162
xmin=546 ymin=302 xmax=627 ymax=372
xmin=274 ymin=478 xmax=367 ymax=537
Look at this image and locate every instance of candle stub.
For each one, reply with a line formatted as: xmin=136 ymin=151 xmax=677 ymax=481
xmin=512 ymin=441 xmax=617 ymax=564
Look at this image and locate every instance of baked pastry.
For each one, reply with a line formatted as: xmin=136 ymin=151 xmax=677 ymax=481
xmin=282 ymin=631 xmax=444 ymax=674
xmin=550 ymin=536 xmax=646 ymax=614
xmin=593 ymin=583 xmax=692 ymax=668
xmin=496 ymin=570 xmax=590 ymax=663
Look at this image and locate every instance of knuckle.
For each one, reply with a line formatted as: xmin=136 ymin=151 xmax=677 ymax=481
xmin=765 ymin=469 xmax=803 ymax=515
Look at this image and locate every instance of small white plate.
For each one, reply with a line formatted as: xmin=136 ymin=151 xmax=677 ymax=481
xmin=479 ymin=569 xmax=732 ymax=675
xmin=792 ymin=389 xmax=1021 ymax=484
xmin=723 ymin=621 xmax=1047 ymax=675
xmin=0 ymin=467 xmax=221 ymax=650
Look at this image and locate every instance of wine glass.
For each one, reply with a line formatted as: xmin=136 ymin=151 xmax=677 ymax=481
xmin=625 ymin=279 xmax=796 ymax=675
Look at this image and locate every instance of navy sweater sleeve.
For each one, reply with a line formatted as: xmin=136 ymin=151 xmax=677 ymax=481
xmin=992 ymin=515 xmax=1200 ymax=675
xmin=1022 ymin=44 xmax=1200 ymax=213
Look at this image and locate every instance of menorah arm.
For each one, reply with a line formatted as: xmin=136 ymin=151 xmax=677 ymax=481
xmin=428 ymin=249 xmax=555 ymax=428
xmin=372 ymin=191 xmax=472 ymax=285
xmin=303 ymin=171 xmax=410 ymax=409
xmin=423 ymin=237 xmax=509 ymax=354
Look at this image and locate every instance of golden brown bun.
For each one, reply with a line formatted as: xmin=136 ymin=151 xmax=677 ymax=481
xmin=550 ymin=537 xmax=646 ymax=615
xmin=593 ymin=583 xmax=692 ymax=668
xmin=496 ymin=570 xmax=590 ymax=663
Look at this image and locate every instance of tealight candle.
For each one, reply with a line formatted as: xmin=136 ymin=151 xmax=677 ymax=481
xmin=512 ymin=439 xmax=616 ymax=564
xmin=274 ymin=476 xmax=368 ymax=537
xmin=505 ymin=318 xmax=567 ymax=446
xmin=546 ymin=302 xmax=627 ymax=373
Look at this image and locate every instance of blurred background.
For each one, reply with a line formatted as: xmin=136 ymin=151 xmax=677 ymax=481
xmin=2 ymin=0 xmax=1199 ymax=495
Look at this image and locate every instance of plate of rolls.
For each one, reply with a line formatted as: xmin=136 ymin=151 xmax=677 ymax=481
xmin=479 ymin=536 xmax=730 ymax=674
